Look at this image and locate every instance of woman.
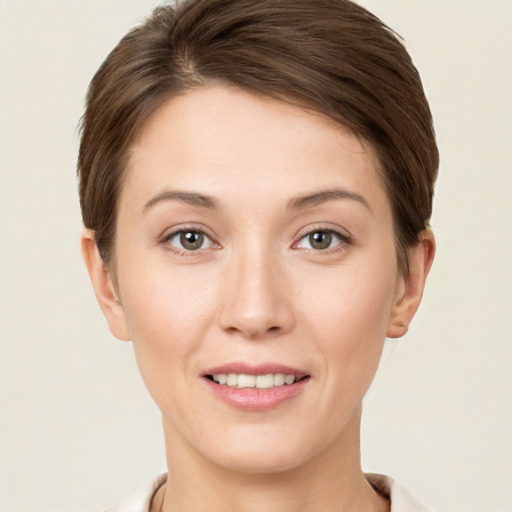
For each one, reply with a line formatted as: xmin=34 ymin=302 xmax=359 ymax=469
xmin=78 ymin=0 xmax=437 ymax=510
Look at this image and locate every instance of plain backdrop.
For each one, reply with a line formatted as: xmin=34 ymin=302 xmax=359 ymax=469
xmin=1 ymin=1 xmax=511 ymax=511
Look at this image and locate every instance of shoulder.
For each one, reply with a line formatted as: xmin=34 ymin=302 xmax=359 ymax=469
xmin=366 ymin=473 xmax=434 ymax=512
xmin=99 ymin=473 xmax=167 ymax=512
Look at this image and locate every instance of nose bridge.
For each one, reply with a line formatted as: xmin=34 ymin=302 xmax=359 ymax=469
xmin=219 ymin=237 xmax=293 ymax=338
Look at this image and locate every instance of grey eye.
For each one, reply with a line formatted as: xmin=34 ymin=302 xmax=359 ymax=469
xmin=169 ymin=230 xmax=212 ymax=251
xmin=297 ymin=230 xmax=344 ymax=251
xmin=308 ymin=231 xmax=332 ymax=250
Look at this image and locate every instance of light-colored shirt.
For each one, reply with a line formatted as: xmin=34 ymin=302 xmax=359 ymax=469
xmin=101 ymin=472 xmax=433 ymax=512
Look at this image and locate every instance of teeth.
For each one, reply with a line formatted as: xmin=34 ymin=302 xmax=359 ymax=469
xmin=284 ymin=374 xmax=295 ymax=385
xmin=238 ymin=374 xmax=256 ymax=388
xmin=256 ymin=374 xmax=273 ymax=389
xmin=273 ymin=373 xmax=285 ymax=386
xmin=211 ymin=373 xmax=298 ymax=389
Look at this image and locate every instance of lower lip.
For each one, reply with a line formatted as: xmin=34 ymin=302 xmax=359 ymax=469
xmin=203 ymin=377 xmax=309 ymax=412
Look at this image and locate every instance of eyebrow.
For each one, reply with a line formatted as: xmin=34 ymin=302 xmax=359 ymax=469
xmin=142 ymin=190 xmax=219 ymax=212
xmin=286 ymin=188 xmax=372 ymax=212
xmin=142 ymin=187 xmax=371 ymax=214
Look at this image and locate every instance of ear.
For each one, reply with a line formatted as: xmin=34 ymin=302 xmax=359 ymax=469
xmin=387 ymin=230 xmax=435 ymax=338
xmin=81 ymin=229 xmax=131 ymax=341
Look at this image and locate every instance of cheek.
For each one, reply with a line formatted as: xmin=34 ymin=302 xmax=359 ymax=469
xmin=303 ymin=254 xmax=396 ymax=331
xmin=298 ymin=255 xmax=398 ymax=387
xmin=116 ymin=260 xmax=217 ymax=389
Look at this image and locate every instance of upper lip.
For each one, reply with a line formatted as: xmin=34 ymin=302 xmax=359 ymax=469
xmin=202 ymin=362 xmax=309 ymax=379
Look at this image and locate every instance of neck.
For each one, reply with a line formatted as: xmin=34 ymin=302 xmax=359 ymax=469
xmin=157 ymin=408 xmax=389 ymax=512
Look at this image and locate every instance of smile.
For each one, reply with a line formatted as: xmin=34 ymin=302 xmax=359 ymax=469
xmin=209 ymin=373 xmax=300 ymax=389
xmin=203 ymin=364 xmax=310 ymax=411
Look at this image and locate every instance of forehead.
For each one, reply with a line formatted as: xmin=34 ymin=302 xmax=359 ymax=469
xmin=123 ymin=85 xmax=388 ymax=213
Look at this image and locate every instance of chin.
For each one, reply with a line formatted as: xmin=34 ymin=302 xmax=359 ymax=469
xmin=195 ymin=422 xmax=331 ymax=476
xmin=210 ymin=445 xmax=311 ymax=475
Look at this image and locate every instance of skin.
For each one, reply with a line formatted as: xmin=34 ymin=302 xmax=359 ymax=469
xmin=82 ymin=85 xmax=434 ymax=512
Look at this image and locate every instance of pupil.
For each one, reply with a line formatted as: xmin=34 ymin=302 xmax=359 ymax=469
xmin=310 ymin=231 xmax=331 ymax=250
xmin=181 ymin=231 xmax=203 ymax=250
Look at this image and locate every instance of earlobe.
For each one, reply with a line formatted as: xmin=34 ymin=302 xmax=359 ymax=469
xmin=387 ymin=230 xmax=435 ymax=339
xmin=81 ymin=229 xmax=131 ymax=341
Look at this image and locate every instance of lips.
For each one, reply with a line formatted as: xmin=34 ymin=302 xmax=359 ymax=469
xmin=202 ymin=363 xmax=310 ymax=411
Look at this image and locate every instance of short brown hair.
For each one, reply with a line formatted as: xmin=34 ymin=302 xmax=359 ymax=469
xmin=78 ymin=0 xmax=438 ymax=272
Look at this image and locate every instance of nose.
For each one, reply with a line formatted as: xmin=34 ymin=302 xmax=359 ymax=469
xmin=218 ymin=246 xmax=295 ymax=340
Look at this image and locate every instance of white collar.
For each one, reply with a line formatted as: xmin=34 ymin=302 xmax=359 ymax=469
xmin=102 ymin=472 xmax=432 ymax=512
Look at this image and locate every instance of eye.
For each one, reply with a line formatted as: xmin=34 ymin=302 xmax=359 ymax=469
xmin=296 ymin=229 xmax=347 ymax=251
xmin=165 ymin=229 xmax=214 ymax=251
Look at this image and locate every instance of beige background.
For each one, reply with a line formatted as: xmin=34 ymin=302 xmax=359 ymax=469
xmin=1 ymin=1 xmax=511 ymax=511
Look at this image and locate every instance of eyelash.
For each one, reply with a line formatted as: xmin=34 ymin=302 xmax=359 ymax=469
xmin=160 ymin=227 xmax=352 ymax=255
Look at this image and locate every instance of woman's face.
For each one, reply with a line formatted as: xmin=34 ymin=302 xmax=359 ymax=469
xmin=106 ymin=85 xmax=410 ymax=472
